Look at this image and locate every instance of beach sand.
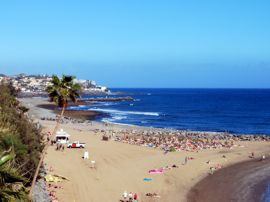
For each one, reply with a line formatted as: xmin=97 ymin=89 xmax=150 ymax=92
xmin=40 ymin=120 xmax=270 ymax=202
xmin=21 ymin=98 xmax=270 ymax=202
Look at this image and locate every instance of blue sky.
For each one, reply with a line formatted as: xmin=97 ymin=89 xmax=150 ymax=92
xmin=0 ymin=0 xmax=269 ymax=88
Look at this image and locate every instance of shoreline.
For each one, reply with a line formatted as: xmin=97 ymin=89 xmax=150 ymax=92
xmin=26 ymin=97 xmax=270 ymax=138
xmin=37 ymin=103 xmax=106 ymax=121
xmin=20 ymin=97 xmax=270 ymax=202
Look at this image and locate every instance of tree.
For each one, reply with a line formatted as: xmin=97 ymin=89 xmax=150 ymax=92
xmin=29 ymin=75 xmax=81 ymax=198
xmin=46 ymin=75 xmax=81 ymax=132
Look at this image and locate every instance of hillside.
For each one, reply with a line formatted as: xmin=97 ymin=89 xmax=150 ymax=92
xmin=0 ymin=82 xmax=44 ymax=201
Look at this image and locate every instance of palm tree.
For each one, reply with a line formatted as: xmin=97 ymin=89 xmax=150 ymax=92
xmin=29 ymin=75 xmax=81 ymax=198
xmin=46 ymin=75 xmax=81 ymax=133
xmin=0 ymin=150 xmax=28 ymax=201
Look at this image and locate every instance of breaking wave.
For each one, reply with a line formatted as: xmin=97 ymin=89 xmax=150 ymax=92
xmin=87 ymin=108 xmax=159 ymax=116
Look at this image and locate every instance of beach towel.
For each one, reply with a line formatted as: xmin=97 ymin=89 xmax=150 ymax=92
xmin=45 ymin=174 xmax=68 ymax=182
xmin=149 ymin=169 xmax=164 ymax=174
xmin=143 ymin=178 xmax=153 ymax=181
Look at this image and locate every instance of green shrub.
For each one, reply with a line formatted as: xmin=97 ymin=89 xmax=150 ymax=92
xmin=0 ymin=81 xmax=43 ymax=200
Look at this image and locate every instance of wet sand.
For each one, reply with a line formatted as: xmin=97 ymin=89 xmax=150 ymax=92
xmin=187 ymin=158 xmax=270 ymax=202
xmin=38 ymin=103 xmax=105 ymax=120
xmin=20 ymin=97 xmax=105 ymax=120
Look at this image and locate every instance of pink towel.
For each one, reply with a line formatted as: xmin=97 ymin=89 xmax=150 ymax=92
xmin=149 ymin=169 xmax=164 ymax=174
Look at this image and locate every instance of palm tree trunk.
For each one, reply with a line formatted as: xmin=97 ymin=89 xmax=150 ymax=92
xmin=29 ymin=105 xmax=66 ymax=199
xmin=51 ymin=104 xmax=66 ymax=135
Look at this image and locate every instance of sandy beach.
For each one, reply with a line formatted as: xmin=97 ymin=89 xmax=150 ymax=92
xmin=21 ymin=97 xmax=270 ymax=202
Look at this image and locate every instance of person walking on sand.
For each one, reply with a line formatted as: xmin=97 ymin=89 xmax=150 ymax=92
xmin=210 ymin=167 xmax=215 ymax=175
xmin=182 ymin=156 xmax=188 ymax=165
xmin=84 ymin=151 xmax=89 ymax=159
xmin=56 ymin=143 xmax=59 ymax=150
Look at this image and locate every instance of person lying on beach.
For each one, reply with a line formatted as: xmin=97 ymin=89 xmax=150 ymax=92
xmin=249 ymin=152 xmax=255 ymax=158
xmin=164 ymin=149 xmax=169 ymax=154
xmin=172 ymin=164 xmax=178 ymax=168
xmin=122 ymin=191 xmax=128 ymax=200
xmin=133 ymin=193 xmax=138 ymax=202
xmin=128 ymin=192 xmax=134 ymax=201
xmin=120 ymin=191 xmax=138 ymax=202
xmin=215 ymin=164 xmax=222 ymax=169
xmin=90 ymin=160 xmax=96 ymax=169
xmin=146 ymin=193 xmax=161 ymax=198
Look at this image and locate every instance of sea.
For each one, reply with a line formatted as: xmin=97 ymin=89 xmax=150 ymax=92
xmin=71 ymin=88 xmax=270 ymax=135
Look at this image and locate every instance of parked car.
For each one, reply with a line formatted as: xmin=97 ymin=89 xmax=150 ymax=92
xmin=67 ymin=141 xmax=85 ymax=148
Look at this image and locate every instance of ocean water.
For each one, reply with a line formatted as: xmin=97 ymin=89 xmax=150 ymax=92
xmin=73 ymin=88 xmax=270 ymax=135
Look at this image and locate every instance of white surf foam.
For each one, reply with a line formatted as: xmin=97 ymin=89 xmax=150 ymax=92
xmin=88 ymin=108 xmax=159 ymax=116
xmin=112 ymin=115 xmax=127 ymax=120
xmin=101 ymin=118 xmax=134 ymax=126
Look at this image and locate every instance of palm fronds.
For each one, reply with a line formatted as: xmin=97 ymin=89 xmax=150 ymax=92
xmin=0 ymin=149 xmax=28 ymax=201
xmin=46 ymin=75 xmax=82 ymax=107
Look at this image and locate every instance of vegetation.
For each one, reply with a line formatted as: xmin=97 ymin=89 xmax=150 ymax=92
xmin=0 ymin=82 xmax=44 ymax=201
xmin=29 ymin=75 xmax=81 ymax=197
xmin=0 ymin=150 xmax=28 ymax=201
xmin=46 ymin=75 xmax=81 ymax=121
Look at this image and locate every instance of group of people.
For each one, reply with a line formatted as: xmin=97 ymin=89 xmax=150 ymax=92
xmin=120 ymin=191 xmax=139 ymax=202
xmin=47 ymin=183 xmax=62 ymax=202
xmin=55 ymin=143 xmax=65 ymax=151
xmin=113 ymin=132 xmax=235 ymax=152
xmin=46 ymin=132 xmax=65 ymax=151
xmin=100 ymin=126 xmax=269 ymax=152
xmin=120 ymin=191 xmax=161 ymax=201
xmin=49 ymin=138 xmax=65 ymax=151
